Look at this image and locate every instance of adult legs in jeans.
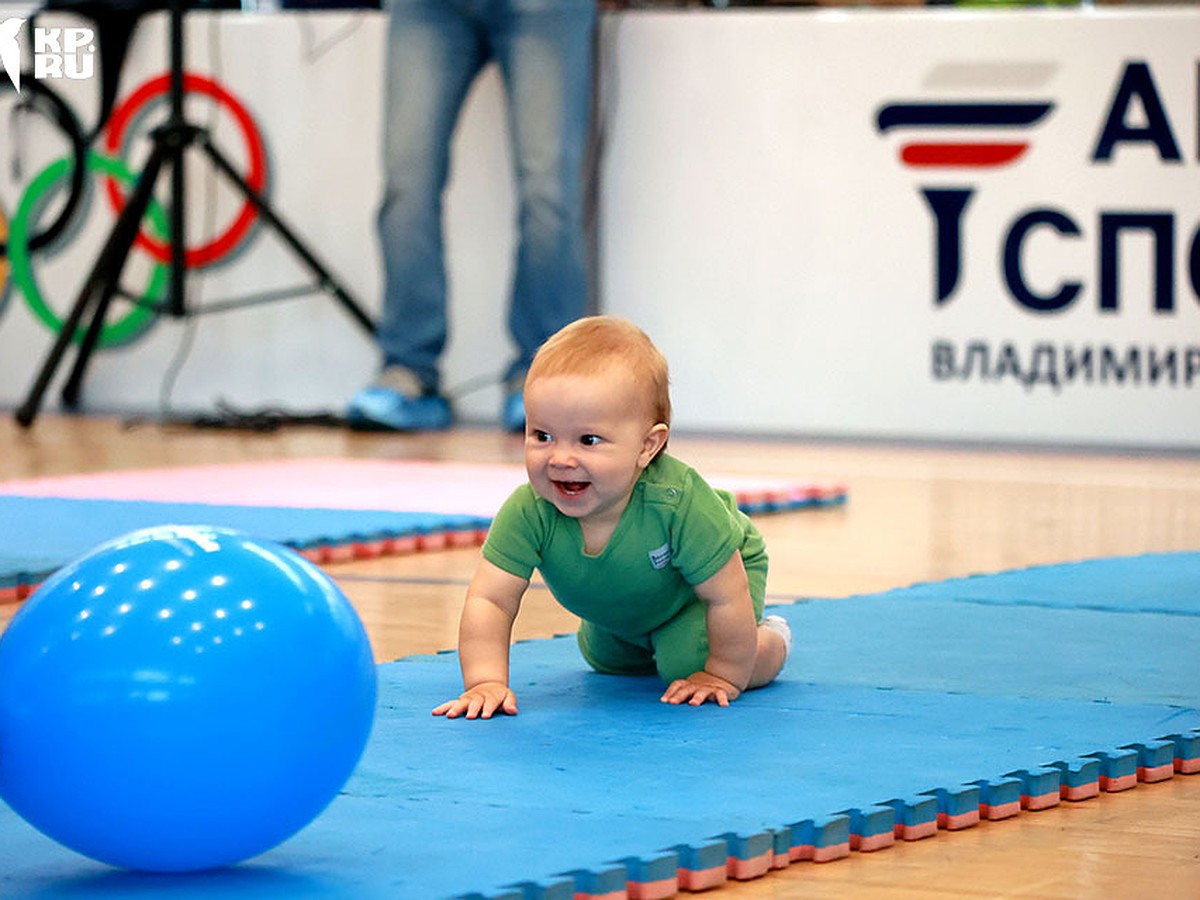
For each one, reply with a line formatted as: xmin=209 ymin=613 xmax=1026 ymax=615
xmin=492 ymin=0 xmax=596 ymax=386
xmin=374 ymin=0 xmax=485 ymax=394
xmin=372 ymin=0 xmax=595 ymax=405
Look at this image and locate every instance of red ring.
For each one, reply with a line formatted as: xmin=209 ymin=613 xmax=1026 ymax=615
xmin=103 ymin=73 xmax=268 ymax=269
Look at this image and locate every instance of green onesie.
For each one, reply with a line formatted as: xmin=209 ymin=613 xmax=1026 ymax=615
xmin=482 ymin=453 xmax=768 ymax=682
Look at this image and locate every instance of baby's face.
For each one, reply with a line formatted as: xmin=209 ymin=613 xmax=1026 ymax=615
xmin=523 ymin=370 xmax=665 ymax=532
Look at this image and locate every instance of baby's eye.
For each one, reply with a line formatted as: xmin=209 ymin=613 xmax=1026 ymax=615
xmin=580 ymin=434 xmax=603 ymax=447
xmin=529 ymin=429 xmax=553 ymax=443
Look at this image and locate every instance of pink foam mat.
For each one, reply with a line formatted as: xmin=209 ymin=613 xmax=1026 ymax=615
xmin=0 ymin=458 xmax=847 ymax=517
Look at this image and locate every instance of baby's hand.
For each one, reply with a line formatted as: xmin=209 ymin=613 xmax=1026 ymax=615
xmin=660 ymin=671 xmax=741 ymax=707
xmin=432 ymin=682 xmax=518 ymax=719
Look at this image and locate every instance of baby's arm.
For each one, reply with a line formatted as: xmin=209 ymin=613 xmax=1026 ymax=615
xmin=432 ymin=558 xmax=529 ymax=719
xmin=660 ymin=552 xmax=757 ymax=707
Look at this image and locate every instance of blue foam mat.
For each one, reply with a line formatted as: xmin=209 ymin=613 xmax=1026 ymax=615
xmin=880 ymin=552 xmax=1200 ymax=617
xmin=0 ymin=496 xmax=488 ymax=589
xmin=1 ymin=553 xmax=1198 ymax=898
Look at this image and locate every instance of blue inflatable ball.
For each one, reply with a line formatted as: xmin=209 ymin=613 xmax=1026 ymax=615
xmin=0 ymin=525 xmax=376 ymax=872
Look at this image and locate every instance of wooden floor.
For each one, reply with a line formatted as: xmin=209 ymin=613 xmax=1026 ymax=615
xmin=2 ymin=414 xmax=1198 ymax=898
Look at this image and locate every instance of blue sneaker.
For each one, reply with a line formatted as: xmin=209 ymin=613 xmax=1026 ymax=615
xmin=347 ymin=368 xmax=452 ymax=432
xmin=501 ymin=390 xmax=525 ymax=433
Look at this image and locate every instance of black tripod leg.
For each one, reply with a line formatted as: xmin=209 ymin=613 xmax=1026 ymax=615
xmin=14 ymin=282 xmax=103 ymax=426
xmin=61 ymin=148 xmax=171 ymax=409
xmin=198 ymin=136 xmax=376 ymax=336
xmin=15 ymin=146 xmax=171 ymax=427
xmin=61 ymin=286 xmax=127 ymax=410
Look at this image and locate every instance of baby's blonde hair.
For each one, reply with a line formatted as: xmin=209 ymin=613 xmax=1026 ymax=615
xmin=527 ymin=316 xmax=672 ymax=429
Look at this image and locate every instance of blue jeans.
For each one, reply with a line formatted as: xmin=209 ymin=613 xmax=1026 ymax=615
xmin=375 ymin=0 xmax=596 ymax=391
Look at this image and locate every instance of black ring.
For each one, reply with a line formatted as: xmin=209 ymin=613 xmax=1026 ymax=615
xmin=1 ymin=77 xmax=89 ymax=254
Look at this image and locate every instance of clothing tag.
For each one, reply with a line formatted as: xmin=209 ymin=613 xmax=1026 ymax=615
xmin=648 ymin=542 xmax=672 ymax=570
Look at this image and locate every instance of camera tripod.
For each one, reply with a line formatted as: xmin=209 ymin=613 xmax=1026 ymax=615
xmin=14 ymin=0 xmax=375 ymax=428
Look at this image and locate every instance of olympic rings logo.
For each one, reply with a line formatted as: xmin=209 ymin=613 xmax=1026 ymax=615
xmin=0 ymin=71 xmax=267 ymax=347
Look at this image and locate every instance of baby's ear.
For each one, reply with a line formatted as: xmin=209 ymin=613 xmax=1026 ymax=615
xmin=640 ymin=423 xmax=670 ymax=466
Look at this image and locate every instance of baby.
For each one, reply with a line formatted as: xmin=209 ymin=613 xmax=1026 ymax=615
xmin=433 ymin=316 xmax=790 ymax=718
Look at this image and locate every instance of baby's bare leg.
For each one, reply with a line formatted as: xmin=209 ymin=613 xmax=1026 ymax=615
xmin=747 ymin=616 xmax=791 ymax=689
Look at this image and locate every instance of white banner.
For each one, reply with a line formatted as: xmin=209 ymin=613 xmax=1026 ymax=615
xmin=1 ymin=7 xmax=1197 ymax=447
xmin=600 ymin=8 xmax=1200 ymax=448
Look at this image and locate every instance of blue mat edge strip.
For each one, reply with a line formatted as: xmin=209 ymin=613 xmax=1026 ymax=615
xmin=0 ymin=499 xmax=492 ymax=600
xmin=464 ymin=718 xmax=1200 ymax=897
xmin=474 ymin=733 xmax=1200 ymax=898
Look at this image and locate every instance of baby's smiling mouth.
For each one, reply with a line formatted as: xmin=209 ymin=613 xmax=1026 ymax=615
xmin=553 ymin=480 xmax=590 ymax=497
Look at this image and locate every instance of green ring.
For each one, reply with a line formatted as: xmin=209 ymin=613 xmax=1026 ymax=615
xmin=9 ymin=152 xmax=169 ymax=347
